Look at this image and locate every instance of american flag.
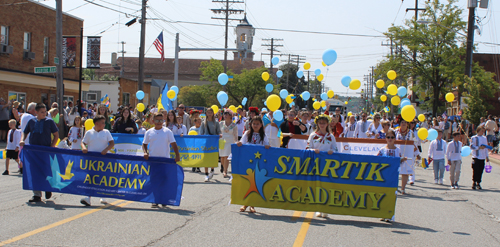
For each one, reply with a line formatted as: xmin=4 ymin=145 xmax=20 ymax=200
xmin=153 ymin=31 xmax=164 ymax=62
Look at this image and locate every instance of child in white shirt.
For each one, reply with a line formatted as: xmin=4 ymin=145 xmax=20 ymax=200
xmin=136 ymin=120 xmax=147 ymax=135
xmin=3 ymin=120 xmax=22 ymax=175
xmin=143 ymin=112 xmax=180 ymax=208
xmin=80 ymin=115 xmax=115 ymax=206
xmin=176 ymin=116 xmax=187 ymax=136
xmin=446 ymin=132 xmax=463 ymax=189
xmin=428 ymin=129 xmax=447 ymax=185
xmin=68 ymin=116 xmax=83 ymax=150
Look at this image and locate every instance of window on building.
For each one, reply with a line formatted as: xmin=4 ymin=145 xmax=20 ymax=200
xmin=43 ymin=37 xmax=49 ymax=64
xmin=8 ymin=92 xmax=26 ymax=111
xmin=23 ymin=32 xmax=31 ymax=51
xmin=86 ymin=93 xmax=97 ymax=101
xmin=1 ymin=26 xmax=8 ymax=45
xmin=63 ymin=96 xmax=74 ymax=104
xmin=122 ymin=93 xmax=130 ymax=106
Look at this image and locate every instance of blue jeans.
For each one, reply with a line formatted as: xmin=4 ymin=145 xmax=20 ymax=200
xmin=433 ymin=159 xmax=445 ymax=180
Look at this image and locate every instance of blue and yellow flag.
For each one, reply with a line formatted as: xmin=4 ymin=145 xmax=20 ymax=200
xmin=157 ymin=82 xmax=173 ymax=111
xmin=231 ymin=145 xmax=400 ymax=219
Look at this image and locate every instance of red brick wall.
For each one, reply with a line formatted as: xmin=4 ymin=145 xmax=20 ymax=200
xmin=0 ymin=0 xmax=83 ymax=81
xmin=118 ymin=78 xmax=151 ymax=107
xmin=0 ymin=83 xmax=78 ymax=106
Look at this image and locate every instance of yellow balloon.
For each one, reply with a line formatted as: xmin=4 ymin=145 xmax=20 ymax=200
xmin=347 ymin=112 xmax=352 ymax=116
xmin=137 ymin=103 xmax=145 ymax=112
xmin=391 ymin=96 xmax=400 ymax=106
xmin=84 ymin=119 xmax=94 ymax=130
xmin=211 ymin=105 xmax=219 ymax=113
xmin=380 ymin=95 xmax=387 ymax=102
xmin=418 ymin=128 xmax=428 ymax=140
xmin=317 ymin=74 xmax=324 ymax=82
xmin=188 ymin=130 xmax=198 ymax=136
xmin=446 ymin=92 xmax=455 ymax=102
xmin=349 ymin=79 xmax=361 ymax=90
xmin=345 ymin=101 xmax=348 ymax=105
xmin=376 ymin=79 xmax=385 ymax=89
xmin=266 ymin=94 xmax=281 ymax=112
xmin=418 ymin=114 xmax=426 ymax=122
xmin=322 ymin=61 xmax=327 ymax=67
xmin=167 ymin=90 xmax=176 ymax=99
xmin=303 ymin=62 xmax=311 ymax=70
xmin=286 ymin=95 xmax=293 ymax=104
xmin=320 ymin=100 xmax=326 ymax=107
xmin=401 ymin=105 xmax=416 ymax=122
xmin=387 ymin=70 xmax=397 ymax=80
xmin=229 ymin=105 xmax=236 ymax=112
xmin=327 ymin=90 xmax=334 ymax=98
xmin=313 ymin=101 xmax=321 ymax=110
xmin=262 ymin=72 xmax=270 ymax=81
xmin=387 ymin=84 xmax=397 ymax=95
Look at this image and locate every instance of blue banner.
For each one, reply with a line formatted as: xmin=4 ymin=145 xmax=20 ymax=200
xmin=231 ymin=144 xmax=400 ymax=219
xmin=21 ymin=145 xmax=184 ymax=206
xmin=111 ymin=133 xmax=220 ymax=167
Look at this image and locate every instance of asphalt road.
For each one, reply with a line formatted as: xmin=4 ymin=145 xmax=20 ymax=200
xmin=1 ymin=142 xmax=500 ymax=247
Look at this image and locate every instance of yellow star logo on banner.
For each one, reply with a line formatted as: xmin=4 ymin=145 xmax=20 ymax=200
xmin=254 ymin=152 xmax=262 ymax=159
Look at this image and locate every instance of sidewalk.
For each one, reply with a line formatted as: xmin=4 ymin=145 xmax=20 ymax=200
xmin=489 ymin=152 xmax=500 ymax=165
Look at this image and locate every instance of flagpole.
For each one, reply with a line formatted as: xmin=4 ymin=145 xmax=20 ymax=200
xmin=174 ymin=33 xmax=179 ymax=108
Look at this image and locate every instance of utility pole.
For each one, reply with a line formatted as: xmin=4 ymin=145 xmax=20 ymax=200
xmin=381 ymin=38 xmax=394 ymax=57
xmin=464 ymin=1 xmax=476 ymax=78
xmin=78 ymin=27 xmax=83 ymax=117
xmin=406 ymin=0 xmax=426 ymax=63
xmin=119 ymin=41 xmax=126 ymax=77
xmin=211 ymin=0 xmax=244 ymax=77
xmin=174 ymin=33 xmax=179 ymax=108
xmin=138 ymin=0 xmax=147 ymax=98
xmin=261 ymin=38 xmax=283 ymax=83
xmin=55 ymin=0 xmax=64 ymax=138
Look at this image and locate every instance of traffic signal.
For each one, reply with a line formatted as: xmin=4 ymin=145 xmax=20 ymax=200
xmin=125 ymin=18 xmax=137 ymax=27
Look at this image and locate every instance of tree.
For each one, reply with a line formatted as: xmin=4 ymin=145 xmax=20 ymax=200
xmin=177 ymin=85 xmax=210 ymax=107
xmin=462 ymin=72 xmax=498 ymax=125
xmin=82 ymin=68 xmax=118 ymax=81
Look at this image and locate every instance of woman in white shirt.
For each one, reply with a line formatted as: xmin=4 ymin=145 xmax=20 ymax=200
xmin=344 ymin=115 xmax=357 ymax=138
xmin=366 ymin=113 xmax=383 ymax=139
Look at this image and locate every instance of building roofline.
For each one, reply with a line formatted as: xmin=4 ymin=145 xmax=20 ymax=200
xmin=29 ymin=0 xmax=84 ymax=22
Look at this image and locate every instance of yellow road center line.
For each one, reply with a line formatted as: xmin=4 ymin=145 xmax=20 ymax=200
xmin=0 ymin=200 xmax=125 ymax=246
xmin=292 ymin=212 xmax=314 ymax=247
xmin=291 ymin=211 xmax=303 ymax=221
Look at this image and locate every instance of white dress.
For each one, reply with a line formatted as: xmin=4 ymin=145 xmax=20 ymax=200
xmin=344 ymin=122 xmax=356 ymax=138
xmin=288 ymin=122 xmax=310 ymax=150
xmin=68 ymin=127 xmax=83 ymax=150
xmin=395 ymin=129 xmax=420 ymax=175
xmin=366 ymin=122 xmax=383 ymax=139
xmin=220 ymin=122 xmax=238 ymax=157
xmin=307 ymin=132 xmax=338 ymax=153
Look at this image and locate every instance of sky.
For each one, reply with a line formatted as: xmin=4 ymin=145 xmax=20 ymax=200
xmin=36 ymin=0 xmax=500 ymax=96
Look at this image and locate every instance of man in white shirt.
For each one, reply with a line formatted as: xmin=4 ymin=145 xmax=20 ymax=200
xmin=354 ymin=112 xmax=369 ymax=138
xmin=446 ymin=132 xmax=462 ymax=189
xmin=470 ymin=126 xmax=489 ymax=190
xmin=81 ymin=115 xmax=115 ymax=206
xmin=428 ymin=129 xmax=447 ymax=184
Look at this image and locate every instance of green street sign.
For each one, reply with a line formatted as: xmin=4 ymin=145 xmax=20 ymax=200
xmin=34 ymin=66 xmax=57 ymax=73
xmin=54 ymin=57 xmax=59 ymax=65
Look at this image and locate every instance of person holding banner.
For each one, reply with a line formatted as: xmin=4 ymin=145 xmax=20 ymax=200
xmin=200 ymin=107 xmax=221 ymax=182
xmin=143 ymin=112 xmax=180 ymax=208
xmin=111 ymin=108 xmax=137 ymax=134
xmin=307 ymin=114 xmax=337 ymax=218
xmin=20 ymin=103 xmax=59 ymax=202
xmin=366 ymin=113 xmax=383 ymax=139
xmin=280 ymin=110 xmax=307 ymax=148
xmin=396 ymin=119 xmax=421 ymax=189
xmin=354 ymin=113 xmax=370 ymax=138
xmin=264 ymin=111 xmax=280 ymax=148
xmin=428 ymin=129 xmax=447 ymax=185
xmin=288 ymin=110 xmax=312 ymax=150
xmin=237 ymin=116 xmax=270 ymax=213
xmin=80 ymin=115 xmax=115 ymax=206
xmin=220 ymin=110 xmax=238 ymax=178
xmin=68 ymin=116 xmax=83 ymax=150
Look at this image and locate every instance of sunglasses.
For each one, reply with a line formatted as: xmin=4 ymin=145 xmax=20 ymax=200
xmin=179 ymin=107 xmax=185 ymax=109
xmin=386 ymin=136 xmax=395 ymax=139
xmin=375 ymin=117 xmax=381 ymax=119
xmin=154 ymin=119 xmax=164 ymax=123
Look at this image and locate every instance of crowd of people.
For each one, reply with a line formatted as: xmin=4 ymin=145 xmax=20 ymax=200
xmin=1 ymin=97 xmax=497 ymax=218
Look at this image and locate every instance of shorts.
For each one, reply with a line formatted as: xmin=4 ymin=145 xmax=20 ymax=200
xmin=487 ymin=135 xmax=495 ymax=143
xmin=6 ymin=149 xmax=19 ymax=160
xmin=0 ymin=120 xmax=9 ymax=131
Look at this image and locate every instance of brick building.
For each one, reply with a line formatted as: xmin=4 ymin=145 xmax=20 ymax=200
xmin=0 ymin=0 xmax=89 ymax=109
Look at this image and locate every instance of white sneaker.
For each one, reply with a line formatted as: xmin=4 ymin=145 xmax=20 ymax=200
xmin=204 ymin=176 xmax=210 ymax=182
xmin=208 ymin=172 xmax=214 ymax=179
xmin=322 ymin=213 xmax=328 ymax=218
xmin=80 ymin=197 xmax=91 ymax=206
xmin=434 ymin=179 xmax=438 ymax=184
xmin=100 ymin=198 xmax=108 ymax=204
xmin=228 ymin=175 xmax=233 ymax=182
xmin=315 ymin=212 xmax=322 ymax=217
xmin=439 ymin=179 xmax=443 ymax=185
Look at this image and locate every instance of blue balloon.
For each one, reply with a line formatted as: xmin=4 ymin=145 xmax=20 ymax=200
xmin=217 ymin=91 xmax=228 ymax=106
xmin=136 ymin=90 xmax=145 ymax=100
xmin=427 ymin=129 xmax=438 ymax=141
xmin=276 ymin=70 xmax=283 ymax=78
xmin=266 ymin=83 xmax=273 ymax=93
xmin=341 ymin=76 xmax=351 ymax=87
xmin=218 ymin=73 xmax=229 ymax=85
xmin=302 ymin=91 xmax=310 ymax=101
xmin=397 ymin=86 xmax=407 ymax=97
xmin=321 ymin=93 xmax=327 ymax=101
xmin=274 ymin=110 xmax=283 ymax=121
xmin=264 ymin=101 xmax=267 ymax=106
xmin=289 ymin=102 xmax=295 ymax=107
xmin=242 ymin=97 xmax=247 ymax=106
xmin=400 ymin=100 xmax=411 ymax=108
xmin=322 ymin=49 xmax=337 ymax=66
xmin=280 ymin=89 xmax=288 ymax=99
xmin=296 ymin=70 xmax=304 ymax=78
xmin=171 ymin=86 xmax=179 ymax=94
xmin=272 ymin=57 xmax=280 ymax=66
xmin=461 ymin=146 xmax=471 ymax=157
xmin=314 ymin=69 xmax=321 ymax=76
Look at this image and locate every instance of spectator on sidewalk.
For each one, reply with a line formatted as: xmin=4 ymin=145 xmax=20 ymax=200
xmin=485 ymin=115 xmax=497 ymax=150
